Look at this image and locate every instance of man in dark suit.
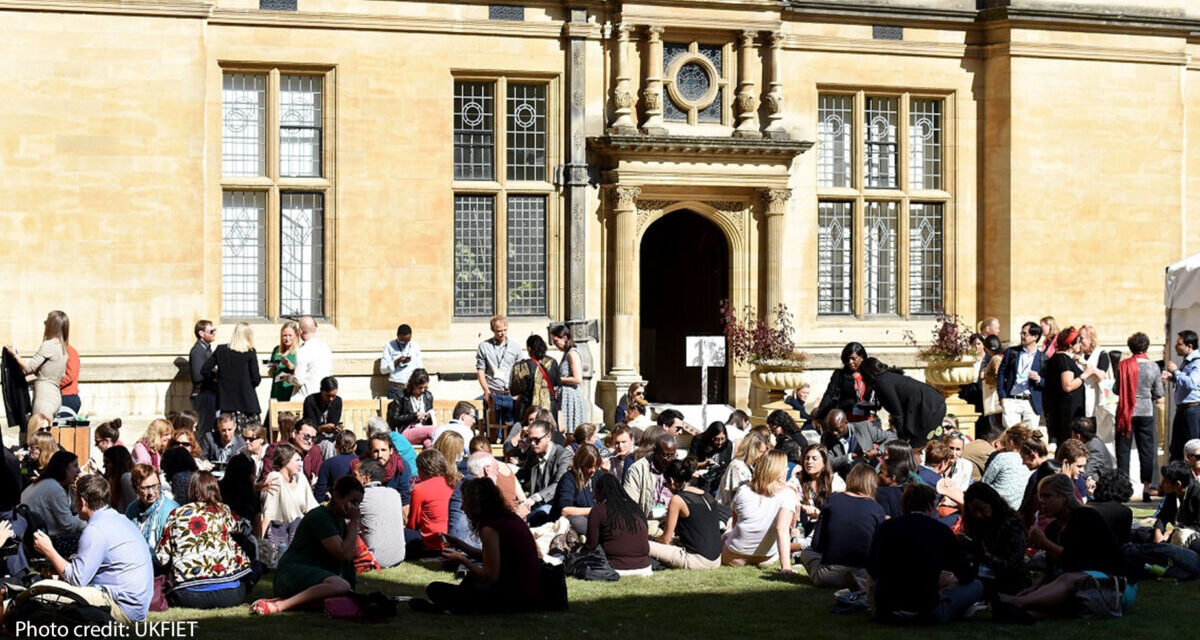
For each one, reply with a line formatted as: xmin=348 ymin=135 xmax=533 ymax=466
xmin=201 ymin=413 xmax=246 ymax=464
xmin=517 ymin=420 xmax=573 ymax=526
xmin=822 ymin=408 xmax=896 ymax=479
xmin=996 ymin=321 xmax=1047 ymax=429
xmin=189 ymin=319 xmax=218 ymax=440
xmin=1070 ymin=416 xmax=1115 ymax=482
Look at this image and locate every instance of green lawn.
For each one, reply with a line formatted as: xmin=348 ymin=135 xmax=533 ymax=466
xmin=152 ymin=560 xmax=1197 ymax=640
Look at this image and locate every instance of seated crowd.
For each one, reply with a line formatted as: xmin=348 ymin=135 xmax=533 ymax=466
xmin=5 ymin=329 xmax=1197 ymax=629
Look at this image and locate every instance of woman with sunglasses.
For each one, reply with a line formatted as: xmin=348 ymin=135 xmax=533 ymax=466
xmin=614 ymin=382 xmax=646 ymax=425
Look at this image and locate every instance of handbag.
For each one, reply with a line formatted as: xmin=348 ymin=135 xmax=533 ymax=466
xmin=150 ymin=575 xmax=170 ymax=612
xmin=563 ymin=545 xmax=619 ymax=582
xmin=323 ymin=591 xmax=398 ymax=622
xmin=1072 ymin=573 xmax=1126 ymax=618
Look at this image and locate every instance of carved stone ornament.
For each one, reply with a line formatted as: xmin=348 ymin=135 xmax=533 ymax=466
xmin=769 ymin=31 xmax=786 ymax=48
xmin=760 ymin=188 xmax=792 ymax=214
xmin=641 ymin=89 xmax=662 ymax=111
xmin=737 ymin=93 xmax=759 ymax=115
xmin=614 ymin=88 xmax=635 ymax=109
xmin=764 ymin=92 xmax=783 ymax=115
xmin=613 ymin=186 xmax=642 ymax=211
xmin=707 ymin=200 xmax=746 ymax=226
xmin=636 ymin=199 xmax=672 ymax=232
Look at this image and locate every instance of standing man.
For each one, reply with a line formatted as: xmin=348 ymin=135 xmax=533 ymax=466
xmin=475 ymin=314 xmax=523 ymax=426
xmin=997 ymin=321 xmax=1046 ymax=429
xmin=189 ymin=319 xmax=218 ymax=440
xmin=1164 ymin=330 xmax=1200 ymax=461
xmin=292 ymin=316 xmax=332 ymax=400
xmin=380 ymin=324 xmax=422 ymax=403
xmin=978 ymin=317 xmax=1000 ymax=338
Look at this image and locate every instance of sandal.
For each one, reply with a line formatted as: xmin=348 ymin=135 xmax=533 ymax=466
xmin=251 ymin=598 xmax=282 ymax=616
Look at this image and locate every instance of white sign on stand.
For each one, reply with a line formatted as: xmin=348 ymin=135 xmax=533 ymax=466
xmin=686 ymin=336 xmax=726 ymax=428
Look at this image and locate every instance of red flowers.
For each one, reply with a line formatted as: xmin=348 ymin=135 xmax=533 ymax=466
xmin=212 ymin=563 xmax=225 ymax=573
xmin=188 ymin=517 xmax=207 ymax=535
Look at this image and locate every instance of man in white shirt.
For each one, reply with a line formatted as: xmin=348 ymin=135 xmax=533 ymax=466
xmin=379 ymin=323 xmax=422 ymax=403
xmin=475 ymin=315 xmax=524 ymax=425
xmin=292 ymin=315 xmax=333 ymax=399
xmin=432 ymin=401 xmax=477 ymax=448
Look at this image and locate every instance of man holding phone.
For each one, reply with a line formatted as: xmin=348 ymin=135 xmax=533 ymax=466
xmin=380 ymin=324 xmax=423 ymax=403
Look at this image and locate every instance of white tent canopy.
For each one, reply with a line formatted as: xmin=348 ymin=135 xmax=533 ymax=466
xmin=1162 ymin=254 xmax=1200 ymax=475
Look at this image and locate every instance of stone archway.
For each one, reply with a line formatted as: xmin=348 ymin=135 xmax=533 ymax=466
xmin=638 ymin=210 xmax=730 ymax=404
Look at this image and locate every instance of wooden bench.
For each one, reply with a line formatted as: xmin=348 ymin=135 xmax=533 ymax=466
xmin=266 ymin=398 xmax=385 ymax=442
xmin=382 ymin=398 xmax=497 ymax=441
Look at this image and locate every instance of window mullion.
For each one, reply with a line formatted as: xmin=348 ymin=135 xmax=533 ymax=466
xmin=852 ymin=91 xmax=865 ymax=317
xmin=266 ymin=186 xmax=281 ymax=319
xmin=898 ymin=196 xmax=911 ymax=318
xmin=852 ymin=195 xmax=864 ymax=317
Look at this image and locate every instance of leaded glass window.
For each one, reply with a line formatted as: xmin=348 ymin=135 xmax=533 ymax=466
xmin=506 ymin=84 xmax=545 ymax=181
xmin=222 ymin=191 xmax=266 ymax=317
xmin=454 ymin=195 xmax=495 ymax=317
xmin=818 ymin=202 xmax=853 ymax=315
xmin=506 ymin=195 xmax=546 ymax=316
xmin=663 ymin=41 xmax=727 ymax=125
xmin=452 ymin=77 xmax=553 ymax=318
xmin=454 ymin=82 xmax=494 ymax=180
xmin=864 ymin=201 xmax=898 ymax=315
xmin=909 ymin=203 xmax=943 ymax=315
xmin=279 ymin=75 xmax=322 ymax=177
xmin=280 ymin=193 xmax=324 ymax=316
xmin=818 ymin=94 xmax=853 ymax=188
xmin=222 ymin=74 xmax=266 ymax=177
xmin=909 ymin=99 xmax=942 ymax=190
xmin=865 ymin=96 xmax=898 ymax=188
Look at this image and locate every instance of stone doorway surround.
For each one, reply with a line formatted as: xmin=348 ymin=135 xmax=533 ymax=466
xmin=588 ymin=135 xmax=811 ymax=419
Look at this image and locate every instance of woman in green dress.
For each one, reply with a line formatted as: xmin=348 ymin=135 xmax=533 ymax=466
xmin=269 ymin=321 xmax=300 ymax=401
xmin=251 ymin=475 xmax=363 ymax=615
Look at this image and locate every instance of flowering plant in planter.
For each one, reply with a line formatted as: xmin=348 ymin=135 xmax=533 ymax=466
xmin=719 ymin=299 xmax=808 ymax=368
xmin=904 ymin=311 xmax=975 ymax=364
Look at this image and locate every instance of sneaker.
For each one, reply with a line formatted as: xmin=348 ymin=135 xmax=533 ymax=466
xmin=964 ymin=601 xmax=989 ymax=618
xmin=833 ymin=588 xmax=851 ymax=599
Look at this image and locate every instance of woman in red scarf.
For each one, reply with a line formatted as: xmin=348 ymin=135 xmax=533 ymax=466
xmin=1115 ymin=332 xmax=1164 ymax=501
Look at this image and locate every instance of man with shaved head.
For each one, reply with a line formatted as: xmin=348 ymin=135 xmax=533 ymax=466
xmin=291 ymin=315 xmax=332 ymax=399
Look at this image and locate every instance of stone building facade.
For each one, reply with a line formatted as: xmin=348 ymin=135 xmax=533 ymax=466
xmin=2 ymin=0 xmax=1198 ymax=422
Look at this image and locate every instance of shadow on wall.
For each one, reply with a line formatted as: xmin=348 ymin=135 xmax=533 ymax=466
xmin=166 ymin=357 xmax=194 ymax=416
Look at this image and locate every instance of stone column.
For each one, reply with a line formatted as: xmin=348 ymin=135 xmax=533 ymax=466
xmin=610 ymin=185 xmax=641 ymax=375
xmin=564 ymin=6 xmax=597 ymax=403
xmin=759 ymin=188 xmax=791 ymax=312
xmin=640 ymin=26 xmax=667 ymax=135
xmin=763 ymin=31 xmax=788 ymax=139
xmin=733 ymin=30 xmax=762 ymax=139
xmin=608 ymin=22 xmax=637 ymax=134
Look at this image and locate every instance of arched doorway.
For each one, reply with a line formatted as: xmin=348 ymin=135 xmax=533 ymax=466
xmin=639 ymin=210 xmax=729 ymax=405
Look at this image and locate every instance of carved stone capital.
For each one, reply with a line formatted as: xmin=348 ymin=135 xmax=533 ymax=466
xmin=614 ymin=88 xmax=635 ymax=109
xmin=759 ymin=188 xmax=792 ymax=215
xmin=616 ymin=22 xmax=632 ymax=41
xmin=769 ymin=31 xmax=785 ymax=49
xmin=740 ymin=30 xmax=758 ymax=47
xmin=641 ymin=89 xmax=662 ymax=110
xmin=764 ymin=92 xmax=783 ymax=115
xmin=645 ymin=25 xmax=664 ymax=41
xmin=737 ymin=92 xmax=760 ymax=115
xmin=613 ymin=185 xmax=642 ymax=211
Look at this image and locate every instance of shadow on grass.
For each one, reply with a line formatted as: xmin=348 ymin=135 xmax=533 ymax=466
xmin=151 ymin=564 xmax=1198 ymax=640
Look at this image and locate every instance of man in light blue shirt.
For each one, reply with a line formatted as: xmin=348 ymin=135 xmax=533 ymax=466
xmin=32 ymin=474 xmax=154 ymax=624
xmin=380 ymin=323 xmax=422 ymax=402
xmin=1165 ymin=330 xmax=1200 ymax=461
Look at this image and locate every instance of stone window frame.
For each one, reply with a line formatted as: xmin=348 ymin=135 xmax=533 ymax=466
xmin=219 ymin=64 xmax=337 ymax=322
xmin=451 ymin=73 xmax=560 ymax=320
xmin=662 ymin=39 xmax=732 ymax=126
xmin=816 ymin=89 xmax=954 ymax=319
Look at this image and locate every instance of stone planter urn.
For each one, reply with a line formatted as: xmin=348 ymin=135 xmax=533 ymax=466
xmin=749 ymin=360 xmax=806 ymax=424
xmin=923 ymin=356 xmax=979 ymax=396
xmin=923 ymin=356 xmax=980 ymax=426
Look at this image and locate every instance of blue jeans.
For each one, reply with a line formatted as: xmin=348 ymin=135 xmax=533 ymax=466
xmin=1171 ymin=404 xmax=1200 ymax=461
xmin=387 ymin=385 xmax=406 ymax=404
xmin=526 ymin=503 xmax=553 ymax=527
xmin=482 ymin=392 xmax=515 ymax=425
xmin=928 ymin=579 xmax=985 ymax=623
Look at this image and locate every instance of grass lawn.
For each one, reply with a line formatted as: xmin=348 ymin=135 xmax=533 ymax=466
xmin=152 ymin=559 xmax=1197 ymax=640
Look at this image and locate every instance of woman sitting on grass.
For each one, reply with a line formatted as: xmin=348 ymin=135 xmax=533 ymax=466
xmin=259 ymin=443 xmax=318 ymax=539
xmin=647 ymin=457 xmax=722 ymax=570
xmin=405 ymin=449 xmax=458 ymax=559
xmin=410 ymin=478 xmax=543 ymax=614
xmin=799 ymin=463 xmax=883 ymax=589
xmin=995 ymin=473 xmax=1133 ymax=622
xmin=791 ymin=444 xmax=845 ymax=545
xmin=722 ymin=450 xmax=798 ymax=573
xmin=587 ymin=473 xmax=651 ymax=576
xmin=252 ymin=476 xmax=364 ymax=615
xmin=717 ymin=430 xmax=771 ymax=506
xmin=156 ymin=471 xmax=253 ymax=609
